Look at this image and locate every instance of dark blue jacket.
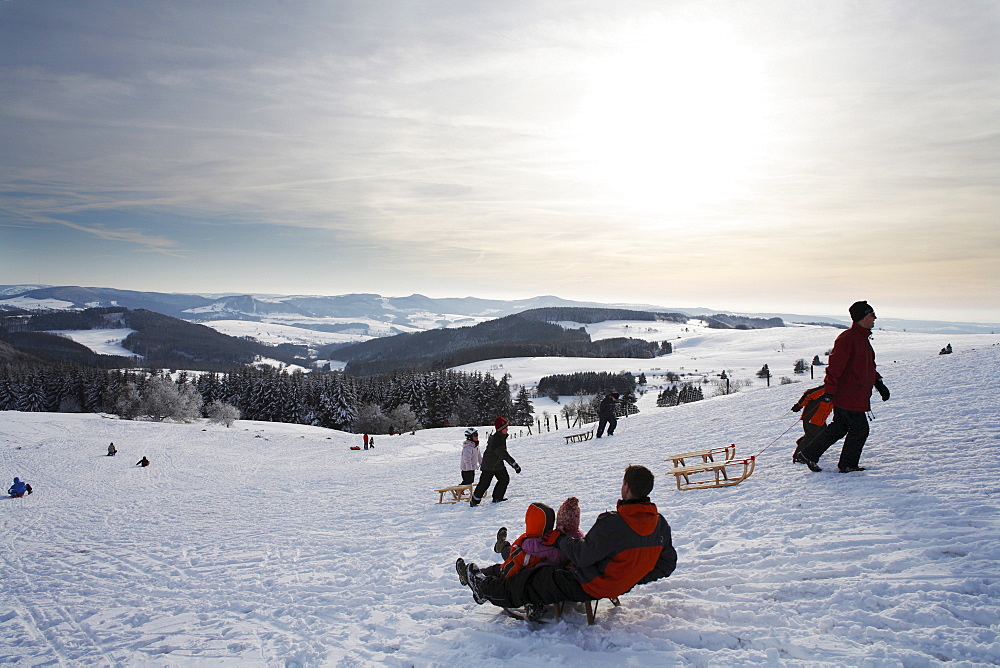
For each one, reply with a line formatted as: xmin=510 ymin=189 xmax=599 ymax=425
xmin=8 ymin=477 xmax=27 ymax=496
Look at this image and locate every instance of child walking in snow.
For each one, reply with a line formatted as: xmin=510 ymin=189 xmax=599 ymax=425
xmin=460 ymin=428 xmax=482 ymax=485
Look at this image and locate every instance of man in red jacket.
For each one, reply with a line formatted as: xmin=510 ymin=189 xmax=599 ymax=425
xmin=795 ymin=300 xmax=891 ymax=473
xmin=455 ymin=465 xmax=676 ymax=618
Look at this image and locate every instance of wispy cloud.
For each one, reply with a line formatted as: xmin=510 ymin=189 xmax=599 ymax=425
xmin=0 ymin=0 xmax=997 ymax=321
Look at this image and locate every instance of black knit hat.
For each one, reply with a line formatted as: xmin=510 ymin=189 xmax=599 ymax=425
xmin=849 ymin=300 xmax=876 ymax=322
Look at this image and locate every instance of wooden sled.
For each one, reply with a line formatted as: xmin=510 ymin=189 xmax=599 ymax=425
xmin=666 ymin=443 xmax=736 ymax=468
xmin=669 ymin=451 xmax=755 ymax=491
xmin=564 ymin=430 xmax=595 ymax=444
xmin=435 ymin=484 xmax=474 ymax=504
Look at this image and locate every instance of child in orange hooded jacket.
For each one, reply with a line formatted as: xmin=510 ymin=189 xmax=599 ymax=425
xmin=489 ymin=497 xmax=584 ymax=579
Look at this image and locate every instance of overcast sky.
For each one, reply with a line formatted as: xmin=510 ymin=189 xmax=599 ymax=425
xmin=1 ymin=0 xmax=998 ymax=322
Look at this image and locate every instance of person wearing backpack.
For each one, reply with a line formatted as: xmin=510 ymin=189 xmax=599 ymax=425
xmin=790 ymin=385 xmax=832 ymax=462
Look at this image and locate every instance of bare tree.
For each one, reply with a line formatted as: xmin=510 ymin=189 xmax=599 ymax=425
xmin=207 ymin=401 xmax=241 ymax=427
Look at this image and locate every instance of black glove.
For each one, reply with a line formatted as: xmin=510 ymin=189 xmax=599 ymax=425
xmin=512 ymin=462 xmax=521 ymax=474
xmin=874 ymin=379 xmax=890 ymax=402
xmin=791 ymin=404 xmax=802 ymax=412
xmin=820 ymin=394 xmax=834 ymax=403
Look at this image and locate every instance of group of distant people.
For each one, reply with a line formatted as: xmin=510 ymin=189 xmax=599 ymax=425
xmin=8 ymin=444 xmax=150 ymax=498
xmin=108 ymin=442 xmax=150 ymax=466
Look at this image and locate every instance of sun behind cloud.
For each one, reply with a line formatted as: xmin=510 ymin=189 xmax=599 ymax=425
xmin=570 ymin=19 xmax=774 ymax=215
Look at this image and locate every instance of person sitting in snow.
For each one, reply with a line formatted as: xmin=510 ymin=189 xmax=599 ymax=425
xmin=490 ymin=497 xmax=586 ymax=576
xmin=8 ymin=477 xmax=33 ymax=498
xmin=460 ymin=427 xmax=483 ymax=486
xmin=136 ymin=456 xmax=150 ymax=467
xmin=107 ymin=442 xmax=117 ymax=456
xmin=456 ymin=465 xmax=676 ymax=621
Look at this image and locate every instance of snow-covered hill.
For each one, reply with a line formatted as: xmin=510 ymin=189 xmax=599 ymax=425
xmin=1 ymin=342 xmax=998 ymax=665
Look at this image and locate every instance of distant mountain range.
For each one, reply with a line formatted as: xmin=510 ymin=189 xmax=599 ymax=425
xmin=0 ymin=285 xmax=995 ymax=336
xmin=0 ymin=285 xmax=680 ymax=325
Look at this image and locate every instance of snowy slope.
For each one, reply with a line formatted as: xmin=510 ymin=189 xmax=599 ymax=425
xmin=1 ymin=342 xmax=998 ymax=665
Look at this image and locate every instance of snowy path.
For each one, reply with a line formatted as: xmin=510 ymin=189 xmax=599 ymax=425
xmin=1 ymin=342 xmax=998 ymax=665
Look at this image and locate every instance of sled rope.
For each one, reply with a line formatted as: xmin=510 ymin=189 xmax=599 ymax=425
xmin=750 ymin=413 xmax=799 ymax=458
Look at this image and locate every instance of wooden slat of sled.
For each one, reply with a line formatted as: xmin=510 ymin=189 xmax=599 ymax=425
xmin=671 ymin=456 xmax=755 ymax=491
xmin=666 ymin=443 xmax=736 ymax=468
xmin=435 ymin=484 xmax=473 ymax=504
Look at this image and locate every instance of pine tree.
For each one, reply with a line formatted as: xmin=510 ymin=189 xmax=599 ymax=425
xmin=512 ymin=386 xmax=534 ymax=426
xmin=656 ymin=386 xmax=679 ymax=407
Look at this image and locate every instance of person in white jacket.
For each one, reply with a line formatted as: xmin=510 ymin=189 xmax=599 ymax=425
xmin=460 ymin=428 xmax=483 ymax=486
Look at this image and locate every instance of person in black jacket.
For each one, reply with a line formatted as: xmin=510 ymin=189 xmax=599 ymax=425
xmin=596 ymin=393 xmax=619 ymax=438
xmin=470 ymin=417 xmax=520 ymax=507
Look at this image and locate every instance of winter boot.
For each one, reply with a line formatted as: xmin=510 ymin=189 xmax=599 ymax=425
xmin=838 ymin=465 xmax=866 ymax=473
xmin=523 ymin=603 xmax=547 ymax=622
xmin=794 ymin=453 xmax=822 ymax=472
xmin=456 ymin=557 xmax=469 ymax=586
xmin=494 ymin=527 xmax=509 ymax=554
xmin=465 ymin=563 xmax=487 ymax=605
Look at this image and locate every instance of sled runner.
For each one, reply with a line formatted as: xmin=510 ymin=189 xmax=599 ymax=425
xmin=668 ymin=448 xmax=755 ymax=491
xmin=564 ymin=430 xmax=594 ymax=444
xmin=435 ymin=484 xmax=474 ymax=504
xmin=503 ymin=597 xmax=621 ymax=625
xmin=502 ymin=607 xmax=548 ymax=623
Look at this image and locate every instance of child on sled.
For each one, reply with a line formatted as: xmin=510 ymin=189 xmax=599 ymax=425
xmin=483 ymin=496 xmax=584 ymax=579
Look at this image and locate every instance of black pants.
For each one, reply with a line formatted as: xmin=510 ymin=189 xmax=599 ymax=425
xmin=461 ymin=470 xmax=476 ymax=485
xmin=596 ymin=415 xmax=617 ymax=437
xmin=800 ymin=407 xmax=870 ymax=469
xmin=794 ymin=421 xmax=826 ymax=457
xmin=472 ymin=467 xmax=510 ymax=502
xmin=479 ymin=564 xmax=594 ymax=609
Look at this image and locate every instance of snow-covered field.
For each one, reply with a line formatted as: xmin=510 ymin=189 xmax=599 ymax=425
xmin=1 ymin=338 xmax=998 ymax=665
xmin=44 ymin=329 xmax=137 ymax=357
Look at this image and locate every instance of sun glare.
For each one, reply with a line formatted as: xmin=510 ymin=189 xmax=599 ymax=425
xmin=571 ymin=21 xmax=773 ymax=213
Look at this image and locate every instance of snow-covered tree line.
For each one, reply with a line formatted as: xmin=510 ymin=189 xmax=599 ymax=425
xmin=0 ymin=363 xmax=518 ymax=433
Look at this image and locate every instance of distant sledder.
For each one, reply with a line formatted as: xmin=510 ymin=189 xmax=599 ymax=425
xmin=8 ymin=477 xmax=33 ymax=498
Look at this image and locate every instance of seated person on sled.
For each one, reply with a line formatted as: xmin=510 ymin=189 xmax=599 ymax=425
xmin=483 ymin=496 xmax=585 ymax=581
xmin=456 ymin=465 xmax=676 ymax=618
xmin=8 ymin=477 xmax=33 ymax=498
